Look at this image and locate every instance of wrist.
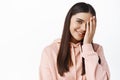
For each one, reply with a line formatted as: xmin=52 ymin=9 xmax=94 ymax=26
xmin=83 ymin=41 xmax=91 ymax=44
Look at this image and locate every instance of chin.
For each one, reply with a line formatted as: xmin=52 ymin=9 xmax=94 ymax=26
xmin=74 ymin=38 xmax=83 ymax=42
xmin=77 ymin=39 xmax=83 ymax=42
xmin=76 ymin=37 xmax=83 ymax=41
xmin=71 ymin=36 xmax=83 ymax=43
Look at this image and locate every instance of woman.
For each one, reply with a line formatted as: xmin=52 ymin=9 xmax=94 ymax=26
xmin=40 ymin=2 xmax=110 ymax=80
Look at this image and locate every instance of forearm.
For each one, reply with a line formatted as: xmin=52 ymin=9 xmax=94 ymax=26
xmin=81 ymin=44 xmax=110 ymax=80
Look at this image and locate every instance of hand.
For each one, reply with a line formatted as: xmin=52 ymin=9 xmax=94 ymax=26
xmin=83 ymin=16 xmax=96 ymax=44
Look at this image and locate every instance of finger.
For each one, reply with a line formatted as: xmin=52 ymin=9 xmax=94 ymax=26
xmin=84 ymin=22 xmax=87 ymax=31
xmin=86 ymin=21 xmax=90 ymax=34
xmin=90 ymin=17 xmax=93 ymax=33
xmin=93 ymin=16 xmax=96 ymax=33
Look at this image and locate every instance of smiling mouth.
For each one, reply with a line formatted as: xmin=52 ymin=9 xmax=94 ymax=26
xmin=76 ymin=31 xmax=85 ymax=37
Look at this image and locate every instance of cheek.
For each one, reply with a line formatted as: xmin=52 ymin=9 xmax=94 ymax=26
xmin=70 ymin=23 xmax=78 ymax=31
xmin=70 ymin=24 xmax=80 ymax=34
xmin=70 ymin=25 xmax=77 ymax=37
xmin=69 ymin=26 xmax=73 ymax=35
xmin=70 ymin=24 xmax=75 ymax=34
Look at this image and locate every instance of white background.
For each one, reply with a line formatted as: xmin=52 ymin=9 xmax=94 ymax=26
xmin=0 ymin=0 xmax=120 ymax=80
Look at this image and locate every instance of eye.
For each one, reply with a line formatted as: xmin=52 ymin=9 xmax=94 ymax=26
xmin=76 ymin=20 xmax=83 ymax=24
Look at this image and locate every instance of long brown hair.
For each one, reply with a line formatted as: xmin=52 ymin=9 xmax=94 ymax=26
xmin=57 ymin=2 xmax=96 ymax=76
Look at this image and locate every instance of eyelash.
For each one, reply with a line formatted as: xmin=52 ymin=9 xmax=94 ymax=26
xmin=77 ymin=21 xmax=83 ymax=24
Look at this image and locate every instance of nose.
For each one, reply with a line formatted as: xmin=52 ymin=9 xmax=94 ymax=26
xmin=80 ymin=23 xmax=86 ymax=31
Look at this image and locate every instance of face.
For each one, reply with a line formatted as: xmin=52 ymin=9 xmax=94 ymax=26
xmin=70 ymin=12 xmax=93 ymax=43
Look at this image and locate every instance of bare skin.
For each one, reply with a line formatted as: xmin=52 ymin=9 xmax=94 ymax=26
xmin=70 ymin=12 xmax=96 ymax=44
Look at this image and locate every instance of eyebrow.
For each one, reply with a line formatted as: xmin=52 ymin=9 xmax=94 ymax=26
xmin=76 ymin=18 xmax=85 ymax=22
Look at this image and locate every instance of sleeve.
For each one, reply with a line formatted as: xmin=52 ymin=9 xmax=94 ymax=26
xmin=81 ymin=44 xmax=110 ymax=80
xmin=39 ymin=48 xmax=53 ymax=80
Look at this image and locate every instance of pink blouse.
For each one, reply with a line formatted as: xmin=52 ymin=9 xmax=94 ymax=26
xmin=39 ymin=39 xmax=110 ymax=80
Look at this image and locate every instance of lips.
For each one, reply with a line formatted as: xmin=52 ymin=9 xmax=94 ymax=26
xmin=76 ymin=30 xmax=85 ymax=37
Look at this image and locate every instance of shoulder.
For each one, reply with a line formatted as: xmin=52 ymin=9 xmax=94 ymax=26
xmin=42 ymin=38 xmax=61 ymax=57
xmin=93 ymin=43 xmax=105 ymax=59
xmin=92 ymin=43 xmax=103 ymax=51
xmin=40 ymin=39 xmax=61 ymax=65
xmin=44 ymin=38 xmax=61 ymax=51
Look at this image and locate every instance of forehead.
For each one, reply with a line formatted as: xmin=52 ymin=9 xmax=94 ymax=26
xmin=71 ymin=12 xmax=93 ymax=21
